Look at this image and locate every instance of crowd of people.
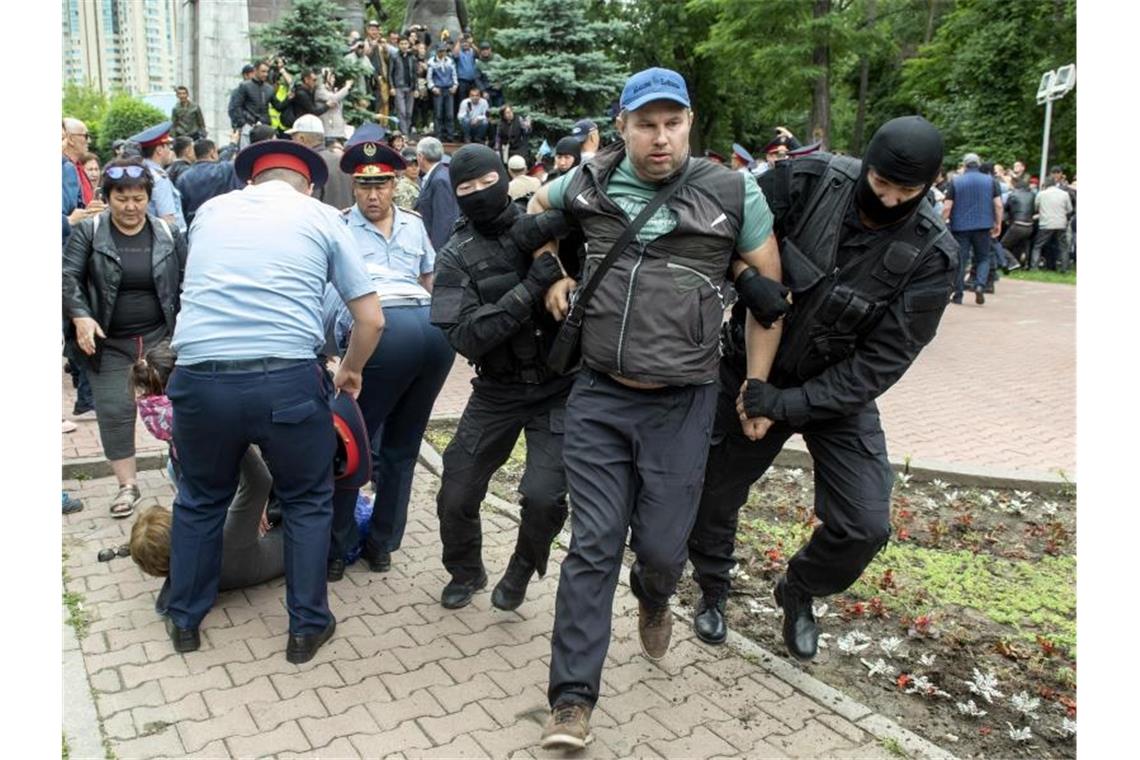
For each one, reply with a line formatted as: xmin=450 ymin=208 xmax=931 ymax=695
xmin=62 ymin=23 xmax=1074 ymax=746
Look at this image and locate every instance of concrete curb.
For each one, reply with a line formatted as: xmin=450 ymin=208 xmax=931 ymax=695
xmin=63 ymin=450 xmax=167 ymax=482
xmin=62 ymin=601 xmax=107 ymax=760
xmin=417 ymin=440 xmax=958 ymax=760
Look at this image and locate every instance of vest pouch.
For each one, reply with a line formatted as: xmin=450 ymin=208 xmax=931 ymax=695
xmin=780 ymin=238 xmax=827 ymax=294
xmin=796 ymin=333 xmax=857 ymax=381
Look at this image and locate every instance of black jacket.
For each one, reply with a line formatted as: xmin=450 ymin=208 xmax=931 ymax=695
xmin=1004 ymin=187 xmax=1036 ymax=224
xmin=62 ymin=211 xmax=188 ymax=370
xmin=236 ymin=79 xmax=286 ymax=127
xmin=290 ymin=85 xmax=328 ymax=121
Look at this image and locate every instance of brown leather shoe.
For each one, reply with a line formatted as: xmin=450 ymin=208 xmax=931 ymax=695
xmin=638 ymin=600 xmax=672 ymax=661
xmin=540 ymin=702 xmax=593 ymax=750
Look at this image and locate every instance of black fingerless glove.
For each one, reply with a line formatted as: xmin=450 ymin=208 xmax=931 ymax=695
xmin=742 ymin=379 xmax=810 ymax=427
xmin=735 ymin=267 xmax=789 ymax=328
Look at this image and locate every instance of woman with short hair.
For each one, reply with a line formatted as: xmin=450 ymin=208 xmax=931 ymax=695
xmin=62 ymin=157 xmax=188 ymax=518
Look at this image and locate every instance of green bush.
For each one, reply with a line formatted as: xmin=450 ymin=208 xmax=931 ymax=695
xmin=97 ymin=95 xmax=167 ymax=157
xmin=62 ymin=83 xmax=110 ymax=161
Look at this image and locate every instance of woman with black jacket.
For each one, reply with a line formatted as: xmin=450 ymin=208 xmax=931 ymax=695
xmin=62 ymin=157 xmax=188 ymax=518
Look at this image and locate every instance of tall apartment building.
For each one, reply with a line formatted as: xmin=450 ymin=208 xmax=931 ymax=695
xmin=62 ymin=0 xmax=179 ymax=96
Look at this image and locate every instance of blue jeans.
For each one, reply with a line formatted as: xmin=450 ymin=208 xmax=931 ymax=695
xmin=330 ymin=306 xmax=455 ymax=560
xmin=460 ymin=117 xmax=488 ymax=143
xmin=953 ymin=229 xmax=992 ymax=298
xmin=433 ymin=91 xmax=455 ymax=140
xmin=166 ymin=360 xmax=335 ymax=635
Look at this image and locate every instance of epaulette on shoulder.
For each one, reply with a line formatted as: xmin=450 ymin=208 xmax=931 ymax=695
xmin=400 ymin=206 xmax=423 ymax=219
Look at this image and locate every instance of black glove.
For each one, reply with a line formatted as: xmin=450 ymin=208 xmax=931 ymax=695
xmin=735 ymin=267 xmax=789 ymax=328
xmin=524 ymin=251 xmax=565 ymax=293
xmin=741 ymin=378 xmax=810 ymax=427
xmin=509 ymin=210 xmax=573 ymax=251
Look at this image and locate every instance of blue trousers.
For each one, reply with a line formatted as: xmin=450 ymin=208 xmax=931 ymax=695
xmin=953 ymin=229 xmax=992 ymax=298
xmin=433 ymin=92 xmax=455 ymax=140
xmin=330 ymin=305 xmax=455 ymax=560
xmin=166 ymin=360 xmax=335 ymax=635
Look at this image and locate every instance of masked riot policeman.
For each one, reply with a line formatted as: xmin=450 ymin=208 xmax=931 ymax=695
xmin=429 ymin=144 xmax=577 ymax=611
xmin=686 ymin=116 xmax=957 ymax=661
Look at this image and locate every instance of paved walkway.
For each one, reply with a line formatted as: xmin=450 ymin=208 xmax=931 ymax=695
xmin=63 ymin=467 xmax=953 ymax=759
xmin=62 ymin=279 xmax=1074 ymax=480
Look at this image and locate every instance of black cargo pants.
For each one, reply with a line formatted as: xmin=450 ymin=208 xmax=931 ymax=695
xmin=548 ymin=369 xmax=717 ymax=709
xmin=688 ymin=361 xmax=894 ymax=600
xmin=437 ymin=375 xmax=573 ymax=583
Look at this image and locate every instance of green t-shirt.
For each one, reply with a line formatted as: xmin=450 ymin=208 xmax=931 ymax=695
xmin=545 ymin=157 xmax=773 ymax=251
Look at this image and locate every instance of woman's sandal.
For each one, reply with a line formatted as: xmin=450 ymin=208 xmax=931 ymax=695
xmin=110 ymin=484 xmax=141 ymax=519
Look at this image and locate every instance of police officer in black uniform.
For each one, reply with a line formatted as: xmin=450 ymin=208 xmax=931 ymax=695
xmin=429 ymin=144 xmax=577 ymax=611
xmin=687 ymin=116 xmax=957 ymax=660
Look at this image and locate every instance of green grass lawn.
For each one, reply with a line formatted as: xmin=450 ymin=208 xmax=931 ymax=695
xmin=1007 ymin=268 xmax=1076 ymax=285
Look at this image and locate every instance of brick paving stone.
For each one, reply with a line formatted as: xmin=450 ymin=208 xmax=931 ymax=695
xmin=272 ymin=662 xmax=345 ymax=700
xmin=364 ymin=687 xmax=447 ymax=731
xmin=390 ymin=635 xmax=463 ymax=671
xmin=282 ymin=736 xmax=358 ymax=759
xmin=299 ymin=704 xmax=381 ymax=749
xmin=203 ymin=617 xmax=274 ymax=648
xmin=362 ymin=605 xmax=428 ymax=637
xmin=760 ymin=692 xmax=831 ymax=732
xmin=120 ymin=655 xmax=191 ymax=690
xmin=226 ymin=651 xmax=299 ymax=686
xmin=429 ymin=672 xmax=507 ymax=713
xmin=642 ymin=665 xmax=723 ymax=704
xmin=78 ymin=631 xmax=109 ymax=655
xmin=592 ymin=681 xmax=672 ymax=725
xmin=592 ymin=712 xmax=677 ymax=756
xmin=646 ymin=693 xmax=735 ymax=737
xmin=347 ymin=721 xmax=434 ymax=757
xmin=334 ymin=650 xmax=407 ymax=686
xmin=487 ymin=657 xmax=548 ymax=695
xmin=228 ymin=719 xmax=311 ymax=757
xmin=131 ymin=693 xmax=210 ymax=736
xmin=97 ymin=679 xmax=165 ymax=718
xmin=768 ymin=717 xmax=856 ymax=758
xmin=648 ymin=724 xmax=738 ymax=759
xmin=176 ymin=704 xmax=259 ymax=753
xmin=598 ymin=659 xmax=664 ymax=696
xmin=345 ymin=625 xmax=417 ymax=658
xmin=417 ymin=734 xmax=489 ymax=758
xmin=84 ymin=642 xmax=149 ymax=674
xmin=248 ymin=690 xmax=328 ymax=732
xmin=316 ymin=675 xmax=393 ymax=716
xmin=383 ymin=661 xmax=456 ymax=700
xmin=405 ymin=608 xmax=473 ymax=645
xmin=706 ymin=715 xmax=791 ymax=755
xmin=447 ymin=624 xmax=524 ymax=657
xmin=201 ymin=675 xmax=277 ymax=717
xmin=751 ymin=671 xmax=797 ymax=699
xmin=109 ymin=727 xmax=186 ymax=759
xmin=470 ymin=719 xmax=543 ymax=759
xmin=439 ymin=648 xmax=514 ymax=684
xmin=374 ymin=574 xmax=440 ymax=612
xmin=493 ymin=634 xmax=551 ymax=669
xmin=183 ymin=639 xmax=257 ymax=675
xmin=105 ymin=618 xmax=169 ymax=650
xmin=419 ymin=702 xmax=498 ymax=745
xmin=103 ymin=709 xmax=137 ymax=740
xmin=816 ymin=712 xmax=872 ymax=744
xmin=159 ymin=664 xmax=233 ymax=703
xmin=480 ymin=684 xmax=550 ymax=729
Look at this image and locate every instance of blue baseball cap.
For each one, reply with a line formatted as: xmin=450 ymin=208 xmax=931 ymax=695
xmin=620 ymin=68 xmax=691 ymax=112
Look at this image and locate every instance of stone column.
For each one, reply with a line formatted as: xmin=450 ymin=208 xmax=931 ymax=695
xmin=179 ymin=0 xmax=253 ymax=145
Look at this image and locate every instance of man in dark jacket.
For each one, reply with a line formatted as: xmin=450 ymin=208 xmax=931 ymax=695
xmin=686 ymin=116 xmax=957 ymax=664
xmin=1002 ymin=176 xmax=1037 ymax=267
xmin=228 ymin=65 xmax=255 ymax=142
xmin=430 ymin=144 xmax=578 ymax=613
xmin=414 ymin=136 xmax=460 ymax=249
xmin=235 ymin=61 xmax=288 ymax=144
xmin=390 ymin=36 xmax=417 ymax=134
xmin=528 ymin=68 xmax=782 ymax=749
xmin=287 ymin=69 xmax=329 ymax=127
xmin=176 ymin=139 xmax=243 ymax=227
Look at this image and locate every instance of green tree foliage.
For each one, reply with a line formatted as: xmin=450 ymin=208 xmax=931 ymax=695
xmin=254 ymin=0 xmax=377 ymax=127
xmin=482 ymin=0 xmax=629 ymax=139
xmin=897 ymin=0 xmax=1076 ymax=172
xmin=97 ymin=95 xmax=167 ymax=157
xmin=62 ymin=84 xmax=111 ymax=160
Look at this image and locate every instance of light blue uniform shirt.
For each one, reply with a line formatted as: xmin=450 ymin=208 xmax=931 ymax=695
xmin=172 ymin=180 xmax=375 ymax=365
xmin=145 ymin=158 xmax=187 ymax=232
xmin=323 ymin=204 xmax=435 ymax=347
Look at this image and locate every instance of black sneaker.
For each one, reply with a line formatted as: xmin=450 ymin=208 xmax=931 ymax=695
xmin=441 ymin=572 xmax=488 ymax=609
xmin=491 ymin=554 xmax=535 ymax=611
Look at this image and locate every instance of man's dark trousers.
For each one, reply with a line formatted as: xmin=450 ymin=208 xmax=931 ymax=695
xmin=953 ymin=229 xmax=992 ymax=299
xmin=331 ymin=305 xmax=455 ymax=560
xmin=166 ymin=360 xmax=336 ymax=635
xmin=688 ymin=364 xmax=893 ymax=601
xmin=437 ymin=376 xmax=573 ymax=583
xmin=548 ymin=369 xmax=717 ymax=709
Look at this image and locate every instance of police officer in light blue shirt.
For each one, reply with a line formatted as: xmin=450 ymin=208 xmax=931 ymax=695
xmin=323 ymin=139 xmax=455 ymax=581
xmin=129 ymin=122 xmax=187 ymax=232
xmin=164 ymin=139 xmax=383 ymax=665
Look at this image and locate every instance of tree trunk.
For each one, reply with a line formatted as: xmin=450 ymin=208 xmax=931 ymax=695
xmin=809 ymin=0 xmax=831 ymax=150
xmin=925 ymin=0 xmax=936 ymax=43
xmin=851 ymin=0 xmax=876 ymax=151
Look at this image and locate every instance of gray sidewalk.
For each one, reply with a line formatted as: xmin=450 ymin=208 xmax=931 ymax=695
xmin=62 ymin=466 xmax=954 ymax=759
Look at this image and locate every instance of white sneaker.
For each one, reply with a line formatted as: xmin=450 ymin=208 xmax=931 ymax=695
xmin=62 ymin=419 xmax=78 ymax=433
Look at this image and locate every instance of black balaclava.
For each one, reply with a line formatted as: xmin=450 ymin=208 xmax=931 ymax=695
xmin=449 ymin=144 xmax=512 ymax=234
xmin=854 ymin=115 xmax=943 ymax=227
xmin=554 ymin=136 xmax=581 ymax=168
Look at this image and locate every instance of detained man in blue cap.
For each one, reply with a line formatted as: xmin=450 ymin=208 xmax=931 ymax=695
xmin=164 ymin=139 xmax=383 ymax=663
xmin=130 ymin=121 xmax=187 ymax=231
xmin=323 ymin=137 xmax=455 ymax=581
xmin=528 ymin=67 xmax=786 ymax=747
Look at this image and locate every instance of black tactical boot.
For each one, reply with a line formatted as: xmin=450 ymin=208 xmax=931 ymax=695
xmin=491 ymin=554 xmax=535 ymax=611
xmin=441 ymin=571 xmax=488 ymax=609
xmin=774 ymin=576 xmax=819 ymax=662
xmin=692 ymin=592 xmax=728 ymax=645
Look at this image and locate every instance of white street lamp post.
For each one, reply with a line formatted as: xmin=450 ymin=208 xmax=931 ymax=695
xmin=1036 ymin=64 xmax=1076 ymax=183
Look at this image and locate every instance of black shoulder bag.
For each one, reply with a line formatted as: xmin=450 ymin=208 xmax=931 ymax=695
xmin=547 ymin=163 xmax=691 ymax=374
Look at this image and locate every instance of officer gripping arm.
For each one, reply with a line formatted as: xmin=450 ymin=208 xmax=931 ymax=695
xmin=430 ymin=209 xmax=572 ymax=359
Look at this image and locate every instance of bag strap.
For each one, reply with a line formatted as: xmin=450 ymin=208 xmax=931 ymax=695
xmin=565 ymin=162 xmax=692 ymax=326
